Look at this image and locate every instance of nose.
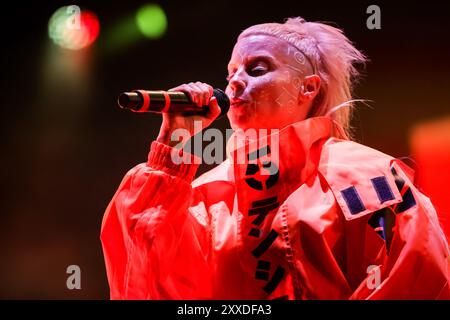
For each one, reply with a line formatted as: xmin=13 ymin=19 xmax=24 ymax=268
xmin=228 ymin=71 xmax=247 ymax=96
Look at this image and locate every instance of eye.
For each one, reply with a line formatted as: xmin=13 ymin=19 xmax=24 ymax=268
xmin=248 ymin=61 xmax=269 ymax=76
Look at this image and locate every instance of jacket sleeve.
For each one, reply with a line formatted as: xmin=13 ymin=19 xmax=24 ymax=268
xmin=100 ymin=141 xmax=213 ymax=299
xmin=349 ymin=160 xmax=450 ymax=299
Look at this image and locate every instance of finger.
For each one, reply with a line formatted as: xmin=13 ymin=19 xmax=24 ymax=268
xmin=195 ymin=82 xmax=212 ymax=106
xmin=204 ymin=83 xmax=214 ymax=106
xmin=206 ymin=96 xmax=221 ymax=120
xmin=168 ymin=85 xmax=186 ymax=92
xmin=199 ymin=82 xmax=214 ymax=106
xmin=169 ymin=84 xmax=198 ymax=105
xmin=189 ymin=82 xmax=205 ymax=106
xmin=207 ymin=84 xmax=214 ymax=97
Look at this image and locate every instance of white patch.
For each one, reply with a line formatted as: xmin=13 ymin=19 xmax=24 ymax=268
xmin=209 ymin=201 xmax=231 ymax=217
xmin=189 ymin=202 xmax=208 ymax=226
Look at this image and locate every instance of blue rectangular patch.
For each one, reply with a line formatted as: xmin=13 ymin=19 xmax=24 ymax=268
xmin=396 ymin=188 xmax=417 ymax=213
xmin=391 ymin=167 xmax=405 ymax=191
xmin=341 ymin=186 xmax=366 ymax=215
xmin=371 ymin=176 xmax=395 ymax=203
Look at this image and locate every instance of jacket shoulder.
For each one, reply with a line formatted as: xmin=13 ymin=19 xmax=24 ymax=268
xmin=318 ymin=138 xmax=405 ymax=221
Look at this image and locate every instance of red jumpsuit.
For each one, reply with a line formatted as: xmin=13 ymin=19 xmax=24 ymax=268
xmin=100 ymin=117 xmax=450 ymax=299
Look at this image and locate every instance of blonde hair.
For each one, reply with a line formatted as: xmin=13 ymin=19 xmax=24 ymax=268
xmin=238 ymin=17 xmax=367 ymax=139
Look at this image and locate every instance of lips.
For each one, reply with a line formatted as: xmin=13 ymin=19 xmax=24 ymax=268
xmin=230 ymin=98 xmax=248 ymax=107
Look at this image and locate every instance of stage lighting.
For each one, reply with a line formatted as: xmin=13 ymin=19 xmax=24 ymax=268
xmin=136 ymin=4 xmax=167 ymax=39
xmin=48 ymin=6 xmax=100 ymax=50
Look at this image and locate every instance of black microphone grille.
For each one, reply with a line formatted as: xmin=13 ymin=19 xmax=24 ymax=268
xmin=213 ymin=88 xmax=230 ymax=117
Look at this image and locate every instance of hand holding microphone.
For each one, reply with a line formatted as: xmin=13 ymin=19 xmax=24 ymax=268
xmin=118 ymin=82 xmax=229 ymax=148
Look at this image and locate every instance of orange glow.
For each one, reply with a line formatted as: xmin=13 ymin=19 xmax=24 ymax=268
xmin=411 ymin=116 xmax=450 ymax=240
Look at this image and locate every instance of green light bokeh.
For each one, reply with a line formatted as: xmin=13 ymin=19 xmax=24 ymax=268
xmin=135 ymin=4 xmax=167 ymax=39
xmin=48 ymin=6 xmax=99 ymax=50
xmin=48 ymin=6 xmax=72 ymax=47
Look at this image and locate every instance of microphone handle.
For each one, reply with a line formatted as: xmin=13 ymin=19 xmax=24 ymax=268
xmin=118 ymin=90 xmax=224 ymax=116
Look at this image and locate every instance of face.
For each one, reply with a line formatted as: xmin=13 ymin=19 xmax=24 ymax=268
xmin=225 ymin=34 xmax=314 ymax=131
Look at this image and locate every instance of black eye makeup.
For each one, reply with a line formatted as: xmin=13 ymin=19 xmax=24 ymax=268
xmin=247 ymin=59 xmax=270 ymax=76
xmin=226 ymin=56 xmax=275 ymax=81
xmin=248 ymin=66 xmax=267 ymax=76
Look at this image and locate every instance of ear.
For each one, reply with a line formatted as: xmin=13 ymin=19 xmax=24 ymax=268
xmin=298 ymin=75 xmax=321 ymax=103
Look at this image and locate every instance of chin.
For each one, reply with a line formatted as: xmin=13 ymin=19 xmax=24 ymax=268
xmin=228 ymin=114 xmax=272 ymax=132
xmin=228 ymin=115 xmax=249 ymax=131
xmin=230 ymin=120 xmax=257 ymax=132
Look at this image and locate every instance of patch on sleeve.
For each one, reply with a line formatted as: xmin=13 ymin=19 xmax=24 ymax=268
xmin=318 ymin=140 xmax=404 ymax=221
xmin=371 ymin=176 xmax=396 ymax=203
xmin=396 ymin=188 xmax=417 ymax=213
xmin=334 ymin=172 xmax=403 ymax=221
xmin=390 ymin=166 xmax=417 ymax=214
xmin=341 ymin=186 xmax=366 ymax=215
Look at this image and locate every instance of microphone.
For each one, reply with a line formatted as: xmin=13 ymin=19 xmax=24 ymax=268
xmin=118 ymin=88 xmax=230 ymax=117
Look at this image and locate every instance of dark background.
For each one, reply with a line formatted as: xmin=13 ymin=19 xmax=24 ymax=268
xmin=1 ymin=0 xmax=449 ymax=299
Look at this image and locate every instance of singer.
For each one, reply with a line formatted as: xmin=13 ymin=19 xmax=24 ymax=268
xmin=100 ymin=17 xmax=450 ymax=299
